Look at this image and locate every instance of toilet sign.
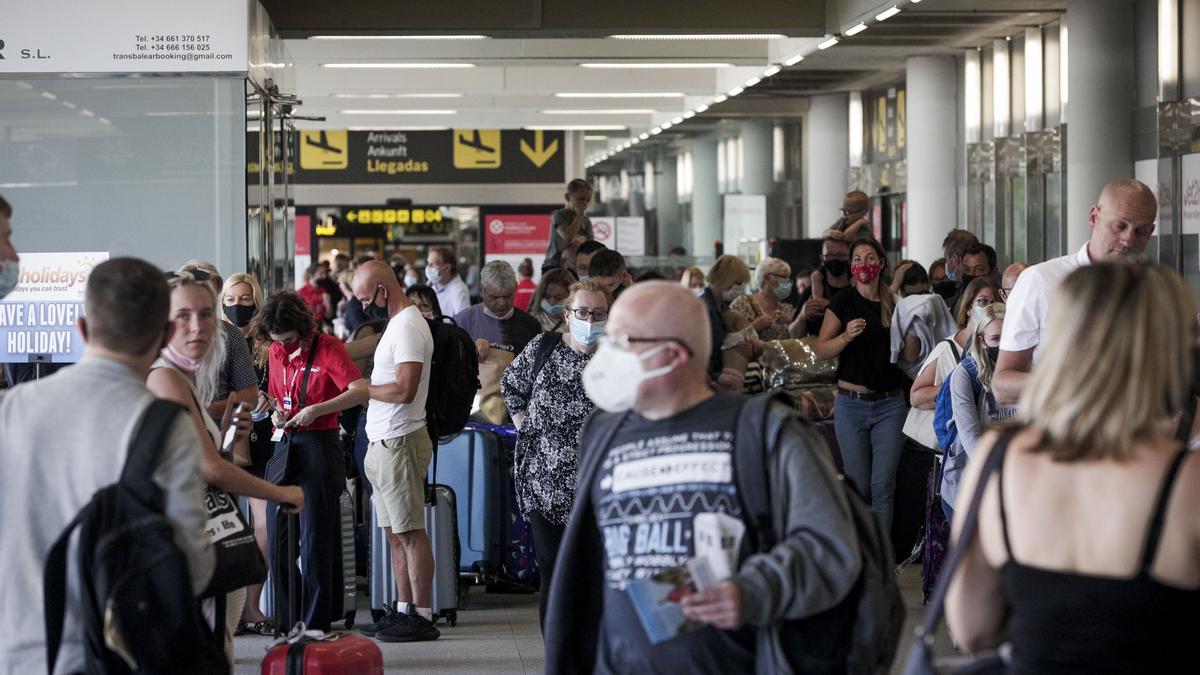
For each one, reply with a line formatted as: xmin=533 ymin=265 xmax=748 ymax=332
xmin=0 ymin=252 xmax=108 ymax=363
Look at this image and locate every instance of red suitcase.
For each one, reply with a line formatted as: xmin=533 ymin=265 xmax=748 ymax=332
xmin=262 ymin=634 xmax=384 ymax=675
xmin=263 ymin=513 xmax=383 ymax=674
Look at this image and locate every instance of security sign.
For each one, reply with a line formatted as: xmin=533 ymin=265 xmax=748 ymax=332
xmin=299 ymin=130 xmax=348 ymax=169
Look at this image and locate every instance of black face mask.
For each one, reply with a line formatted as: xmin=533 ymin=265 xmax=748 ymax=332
xmin=959 ymin=274 xmax=978 ymax=291
xmin=823 ymin=259 xmax=849 ymax=277
xmin=223 ymin=304 xmax=256 ymax=328
xmin=932 ymin=279 xmax=958 ymax=301
xmin=364 ymin=287 xmax=390 ymax=322
xmin=985 ymin=346 xmax=1000 ymax=364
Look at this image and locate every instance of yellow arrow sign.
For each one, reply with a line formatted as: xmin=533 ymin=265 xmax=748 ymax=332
xmin=520 ymin=130 xmax=559 ymax=168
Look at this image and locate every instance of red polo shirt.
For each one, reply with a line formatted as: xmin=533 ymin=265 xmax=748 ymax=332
xmin=267 ymin=332 xmax=360 ymax=432
xmin=296 ymin=283 xmax=327 ymax=322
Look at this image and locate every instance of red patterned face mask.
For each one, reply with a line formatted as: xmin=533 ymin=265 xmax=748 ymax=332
xmin=851 ymin=262 xmax=881 ymax=284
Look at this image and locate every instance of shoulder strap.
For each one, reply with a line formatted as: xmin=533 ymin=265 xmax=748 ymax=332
xmin=531 ymin=332 xmax=564 ymax=383
xmin=917 ymin=426 xmax=1019 ymax=644
xmin=942 ymin=338 xmax=962 ymax=362
xmin=731 ymin=393 xmax=784 ymax=553
xmin=1138 ymin=448 xmax=1191 ymax=574
xmin=295 ymin=334 xmax=320 ymax=411
xmin=45 ymin=399 xmax=184 ymax=672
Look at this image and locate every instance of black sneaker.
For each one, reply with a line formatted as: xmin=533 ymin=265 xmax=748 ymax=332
xmin=376 ymin=608 xmax=440 ymax=643
xmin=359 ymin=603 xmax=401 ymax=637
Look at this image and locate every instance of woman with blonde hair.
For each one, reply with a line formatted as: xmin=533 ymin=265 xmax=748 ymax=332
xmin=730 ymin=256 xmax=806 ymax=341
xmin=699 ymin=255 xmax=753 ymax=387
xmin=813 ymin=237 xmax=910 ymax=530
xmin=679 ymin=266 xmax=706 ymax=295
xmin=944 ymin=262 xmax=1200 ymax=672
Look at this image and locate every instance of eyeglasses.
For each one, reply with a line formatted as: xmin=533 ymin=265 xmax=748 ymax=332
xmin=569 ymin=308 xmax=609 ymax=321
xmin=839 ymin=207 xmax=864 ymax=216
xmin=601 ymin=333 xmax=694 ymax=357
xmin=166 ymin=268 xmax=212 ymax=282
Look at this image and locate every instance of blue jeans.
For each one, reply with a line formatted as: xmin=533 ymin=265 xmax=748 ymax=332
xmin=834 ymin=394 xmax=908 ymax=532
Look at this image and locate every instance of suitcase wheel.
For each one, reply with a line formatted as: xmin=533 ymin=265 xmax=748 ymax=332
xmin=445 ymin=609 xmax=458 ymax=627
xmin=344 ymin=612 xmax=355 ymax=630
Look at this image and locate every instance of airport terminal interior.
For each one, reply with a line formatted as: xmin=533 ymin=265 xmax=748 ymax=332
xmin=3 ymin=0 xmax=1200 ymax=673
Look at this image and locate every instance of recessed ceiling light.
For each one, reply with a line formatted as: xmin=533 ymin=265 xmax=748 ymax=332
xmin=40 ymin=91 xmax=57 ymax=100
xmin=696 ymin=104 xmax=710 ymax=113
xmin=333 ymin=93 xmax=463 ymax=99
xmin=876 ymin=6 xmax=901 ymax=21
xmin=713 ymin=95 xmax=728 ymax=104
xmin=607 ymin=34 xmax=787 ymax=40
xmin=61 ymin=101 xmax=77 ymax=109
xmin=585 ymin=135 xmax=609 ymax=140
xmin=579 ymin=62 xmax=734 ymax=69
xmin=783 ymin=54 xmax=805 ymax=66
xmin=818 ymin=37 xmax=840 ymax=49
xmin=79 ymin=109 xmax=95 ymax=117
xmin=310 ymin=35 xmax=488 ymax=40
xmin=346 ymin=126 xmax=452 ymax=131
xmin=671 ymin=116 xmax=684 ymax=125
xmin=763 ymin=65 xmax=782 ymax=77
xmin=727 ymin=87 xmax=744 ymax=97
xmin=639 ymin=132 xmax=650 ymax=140
xmin=541 ymin=109 xmax=656 ymax=115
xmin=683 ymin=111 xmax=696 ymax=119
xmin=744 ymin=76 xmax=762 ymax=87
xmin=554 ymin=92 xmax=686 ymax=98
xmin=845 ymin=23 xmax=868 ymax=37
xmin=524 ymin=125 xmax=629 ymax=131
xmin=322 ymin=63 xmax=476 ymax=69
xmin=340 ymin=109 xmax=458 ymax=115
xmin=650 ymin=127 xmax=663 ymax=135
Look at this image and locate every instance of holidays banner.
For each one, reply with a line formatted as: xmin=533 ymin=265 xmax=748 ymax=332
xmin=0 ymin=251 xmax=108 ymax=363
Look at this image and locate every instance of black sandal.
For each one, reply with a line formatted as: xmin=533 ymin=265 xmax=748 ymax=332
xmin=236 ymin=619 xmax=275 ymax=636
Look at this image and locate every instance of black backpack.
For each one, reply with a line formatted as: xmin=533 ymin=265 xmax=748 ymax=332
xmin=733 ymin=393 xmax=905 ymax=675
xmin=43 ymin=400 xmax=227 ymax=675
xmin=425 ymin=315 xmax=480 ymax=441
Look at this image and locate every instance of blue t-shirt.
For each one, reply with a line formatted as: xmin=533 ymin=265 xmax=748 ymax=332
xmin=591 ymin=392 xmax=755 ymax=673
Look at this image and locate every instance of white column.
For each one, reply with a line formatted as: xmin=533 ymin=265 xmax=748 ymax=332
xmin=906 ymin=55 xmax=959 ymax=265
xmin=690 ymin=136 xmax=721 ymax=257
xmin=804 ymin=94 xmax=849 ymax=237
xmin=1065 ymin=0 xmax=1135 ymax=251
xmin=656 ymin=152 xmax=683 ymax=253
xmin=739 ymin=119 xmax=775 ymax=196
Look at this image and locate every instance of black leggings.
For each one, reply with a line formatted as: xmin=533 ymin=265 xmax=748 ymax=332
xmin=526 ymin=510 xmax=566 ymax=632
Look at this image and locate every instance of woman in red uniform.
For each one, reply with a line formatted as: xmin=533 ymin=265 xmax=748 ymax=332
xmin=250 ymin=291 xmax=368 ymax=630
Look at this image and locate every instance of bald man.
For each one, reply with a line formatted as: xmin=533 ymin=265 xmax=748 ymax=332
xmin=999 ymin=263 xmax=1028 ymax=303
xmin=993 ymin=179 xmax=1157 ymax=403
xmin=834 ymin=190 xmax=871 ymax=240
xmin=350 ymin=262 xmax=441 ymax=642
xmin=544 ymin=282 xmax=860 ymax=674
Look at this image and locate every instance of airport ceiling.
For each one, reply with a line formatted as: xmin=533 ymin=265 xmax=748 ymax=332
xmin=266 ymin=0 xmax=1064 ymax=158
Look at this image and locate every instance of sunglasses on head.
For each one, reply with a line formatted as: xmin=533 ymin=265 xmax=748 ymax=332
xmin=166 ymin=268 xmax=212 ymax=282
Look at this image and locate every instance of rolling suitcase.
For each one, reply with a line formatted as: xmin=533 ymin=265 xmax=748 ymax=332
xmin=368 ymin=446 xmax=462 ymax=626
xmin=437 ymin=427 xmax=507 ymax=580
xmin=338 ymin=490 xmax=357 ymax=628
xmin=264 ymin=514 xmax=383 ymax=675
xmin=462 ymin=423 xmax=538 ymax=588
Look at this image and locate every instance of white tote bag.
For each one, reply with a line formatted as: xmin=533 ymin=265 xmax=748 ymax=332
xmin=902 ymin=339 xmax=961 ymax=449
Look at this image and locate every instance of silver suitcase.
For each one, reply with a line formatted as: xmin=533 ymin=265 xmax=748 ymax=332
xmin=369 ymin=482 xmax=461 ymax=626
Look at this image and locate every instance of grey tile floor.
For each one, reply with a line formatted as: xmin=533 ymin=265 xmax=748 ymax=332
xmin=234 ymin=567 xmax=953 ymax=674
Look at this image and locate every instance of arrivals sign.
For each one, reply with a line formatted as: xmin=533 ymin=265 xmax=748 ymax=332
xmin=247 ymin=129 xmax=566 ymax=185
xmin=0 ymin=0 xmax=247 ymax=74
xmin=0 ymin=252 xmax=109 ymax=363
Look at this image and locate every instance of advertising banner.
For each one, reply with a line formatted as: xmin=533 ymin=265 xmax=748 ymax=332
xmin=0 ymin=252 xmax=109 ymax=363
xmin=484 ymin=214 xmax=550 ymax=279
xmin=1182 ymin=154 xmax=1200 ymax=236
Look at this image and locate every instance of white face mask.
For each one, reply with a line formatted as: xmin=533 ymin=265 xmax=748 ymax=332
xmin=722 ymin=283 xmax=745 ymax=304
xmin=404 ymin=274 xmax=417 ymax=287
xmin=483 ymin=305 xmax=515 ymax=321
xmin=690 ymin=287 xmax=705 ymax=298
xmin=582 ymin=341 xmax=677 ymax=412
xmin=425 ymin=265 xmax=441 ymax=284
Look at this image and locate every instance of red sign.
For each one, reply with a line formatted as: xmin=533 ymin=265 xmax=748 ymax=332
xmin=295 ymin=215 xmax=312 ymax=256
xmin=484 ymin=214 xmax=551 ymax=254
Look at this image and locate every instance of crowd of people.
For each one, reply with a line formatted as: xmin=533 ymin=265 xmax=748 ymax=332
xmin=2 ymin=173 xmax=1198 ymax=673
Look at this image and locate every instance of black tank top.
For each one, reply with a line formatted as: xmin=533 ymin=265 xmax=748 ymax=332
xmin=997 ymin=448 xmax=1199 ymax=673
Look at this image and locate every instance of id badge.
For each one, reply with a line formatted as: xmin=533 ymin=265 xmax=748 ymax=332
xmin=271 ymin=427 xmax=285 ymax=442
xmin=282 ymin=395 xmax=293 ymax=412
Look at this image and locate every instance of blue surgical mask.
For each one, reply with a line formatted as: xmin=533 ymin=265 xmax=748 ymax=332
xmin=425 ymin=265 xmax=441 ymax=283
xmin=570 ymin=317 xmax=606 ymax=347
xmin=0 ymin=259 xmax=17 ymax=300
xmin=577 ymin=274 xmax=590 ymax=282
xmin=540 ymin=299 xmax=564 ymax=318
xmin=946 ymin=269 xmax=957 ymax=282
xmin=773 ymin=280 xmax=793 ymax=300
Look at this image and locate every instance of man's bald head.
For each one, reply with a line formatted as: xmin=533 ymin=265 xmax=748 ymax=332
xmin=352 ymin=260 xmax=408 ymax=317
xmin=1001 ymin=263 xmax=1028 ymax=302
xmin=842 ymin=191 xmax=869 ymax=215
xmin=1088 ymin=179 xmax=1158 ymax=259
xmin=608 ymin=281 xmax=711 ymax=372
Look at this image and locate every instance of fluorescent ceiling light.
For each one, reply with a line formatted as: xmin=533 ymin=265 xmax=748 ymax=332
xmin=650 ymin=127 xmax=663 ymax=135
xmin=524 ymin=125 xmax=628 ymax=131
xmin=783 ymin=53 xmax=805 ymax=66
xmin=79 ymin=109 xmax=95 ymax=117
xmin=744 ymin=76 xmax=761 ymax=87
xmin=346 ymin=126 xmax=451 ymax=131
xmin=713 ymin=95 xmax=728 ymax=104
xmin=845 ymin=23 xmax=868 ymax=37
xmin=61 ymin=101 xmax=77 ymax=109
xmin=554 ymin=92 xmax=685 ymax=98
xmin=727 ymin=87 xmax=744 ymax=97
xmin=585 ymin=135 xmax=609 ymax=140
xmin=98 ymin=117 xmax=112 ymax=125
xmin=683 ymin=110 xmax=696 ymax=119
xmin=763 ymin=65 xmax=782 ymax=77
xmin=541 ymin=109 xmax=655 ymax=115
xmin=817 ymin=37 xmax=840 ymax=49
xmin=639 ymin=132 xmax=650 ymax=140
xmin=40 ymin=91 xmax=57 ymax=100
xmin=310 ymin=35 xmax=487 ymax=40
xmin=608 ymin=33 xmax=787 ymax=40
xmin=671 ymin=116 xmax=684 ymax=125
xmin=662 ymin=121 xmax=674 ymax=129
xmin=334 ymin=93 xmax=463 ymax=99
xmin=322 ymin=63 xmax=476 ymax=69
xmin=876 ymin=6 xmax=901 ymax=21
xmin=695 ymin=103 xmax=710 ymax=113
xmin=579 ymin=62 xmax=733 ymax=69
xmin=341 ymin=109 xmax=457 ymax=115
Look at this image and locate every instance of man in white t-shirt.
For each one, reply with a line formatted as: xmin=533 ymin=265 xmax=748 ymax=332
xmin=993 ymin=179 xmax=1157 ymax=404
xmin=350 ymin=261 xmax=440 ymax=643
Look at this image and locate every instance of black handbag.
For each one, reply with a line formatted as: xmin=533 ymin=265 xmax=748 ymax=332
xmin=265 ymin=335 xmax=319 ymax=486
xmin=200 ymin=486 xmax=268 ymax=598
xmin=901 ymin=427 xmax=1018 ymax=675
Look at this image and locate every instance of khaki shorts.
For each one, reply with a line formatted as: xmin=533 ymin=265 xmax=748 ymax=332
xmin=365 ymin=428 xmax=434 ymax=534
